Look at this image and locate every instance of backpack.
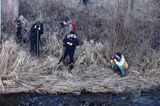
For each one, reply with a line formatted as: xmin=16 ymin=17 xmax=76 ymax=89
xmin=71 ymin=22 xmax=77 ymax=34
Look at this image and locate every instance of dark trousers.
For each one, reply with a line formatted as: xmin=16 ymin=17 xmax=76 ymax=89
xmin=30 ymin=37 xmax=40 ymax=55
xmin=16 ymin=30 xmax=22 ymax=43
xmin=59 ymin=47 xmax=75 ymax=65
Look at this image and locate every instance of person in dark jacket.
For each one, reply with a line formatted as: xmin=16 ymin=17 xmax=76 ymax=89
xmin=16 ymin=15 xmax=28 ymax=44
xmin=30 ymin=20 xmax=44 ymax=56
xmin=58 ymin=31 xmax=79 ymax=70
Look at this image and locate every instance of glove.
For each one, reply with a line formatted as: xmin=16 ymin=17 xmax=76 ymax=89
xmin=34 ymin=25 xmax=37 ymax=29
xmin=67 ymin=42 xmax=70 ymax=45
xmin=70 ymin=43 xmax=73 ymax=46
xmin=17 ymin=22 xmax=21 ymax=25
xmin=67 ymin=42 xmax=73 ymax=46
xmin=38 ymin=27 xmax=41 ymax=30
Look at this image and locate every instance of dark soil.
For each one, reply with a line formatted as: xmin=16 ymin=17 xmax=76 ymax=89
xmin=0 ymin=87 xmax=160 ymax=106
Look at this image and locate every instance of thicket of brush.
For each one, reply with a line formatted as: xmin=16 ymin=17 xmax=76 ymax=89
xmin=0 ymin=0 xmax=160 ymax=93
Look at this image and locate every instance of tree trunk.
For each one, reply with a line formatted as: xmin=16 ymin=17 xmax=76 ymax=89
xmin=124 ymin=0 xmax=134 ymax=28
xmin=0 ymin=0 xmax=1 ymax=43
xmin=2 ymin=0 xmax=19 ymax=21
xmin=1 ymin=0 xmax=19 ymax=41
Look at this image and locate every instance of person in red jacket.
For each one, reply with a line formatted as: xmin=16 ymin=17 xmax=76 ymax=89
xmin=61 ymin=17 xmax=77 ymax=37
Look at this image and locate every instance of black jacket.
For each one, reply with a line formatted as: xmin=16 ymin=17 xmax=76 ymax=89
xmin=30 ymin=21 xmax=44 ymax=40
xmin=63 ymin=34 xmax=79 ymax=50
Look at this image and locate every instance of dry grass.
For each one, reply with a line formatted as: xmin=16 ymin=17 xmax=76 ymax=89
xmin=0 ymin=33 xmax=159 ymax=94
xmin=0 ymin=0 xmax=160 ymax=94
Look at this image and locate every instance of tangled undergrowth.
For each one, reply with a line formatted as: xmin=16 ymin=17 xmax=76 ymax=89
xmin=0 ymin=0 xmax=160 ymax=94
xmin=0 ymin=30 xmax=160 ymax=94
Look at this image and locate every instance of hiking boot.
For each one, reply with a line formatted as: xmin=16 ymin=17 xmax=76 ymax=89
xmin=69 ymin=64 xmax=74 ymax=70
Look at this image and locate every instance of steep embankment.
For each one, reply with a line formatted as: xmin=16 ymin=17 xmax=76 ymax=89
xmin=0 ymin=0 xmax=160 ymax=94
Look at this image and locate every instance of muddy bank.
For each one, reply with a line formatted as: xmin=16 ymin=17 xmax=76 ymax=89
xmin=0 ymin=87 xmax=160 ymax=106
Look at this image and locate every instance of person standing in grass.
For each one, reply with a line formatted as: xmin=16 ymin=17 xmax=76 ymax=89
xmin=29 ymin=18 xmax=44 ymax=56
xmin=58 ymin=31 xmax=79 ymax=70
xmin=16 ymin=14 xmax=27 ymax=44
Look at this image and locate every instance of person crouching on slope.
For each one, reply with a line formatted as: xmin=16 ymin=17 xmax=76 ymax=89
xmin=110 ymin=52 xmax=128 ymax=76
xmin=58 ymin=31 xmax=79 ymax=70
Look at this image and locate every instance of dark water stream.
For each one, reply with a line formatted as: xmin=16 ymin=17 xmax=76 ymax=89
xmin=0 ymin=88 xmax=160 ymax=106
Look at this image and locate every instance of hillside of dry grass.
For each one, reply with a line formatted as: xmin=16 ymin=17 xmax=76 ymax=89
xmin=0 ymin=0 xmax=160 ymax=94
